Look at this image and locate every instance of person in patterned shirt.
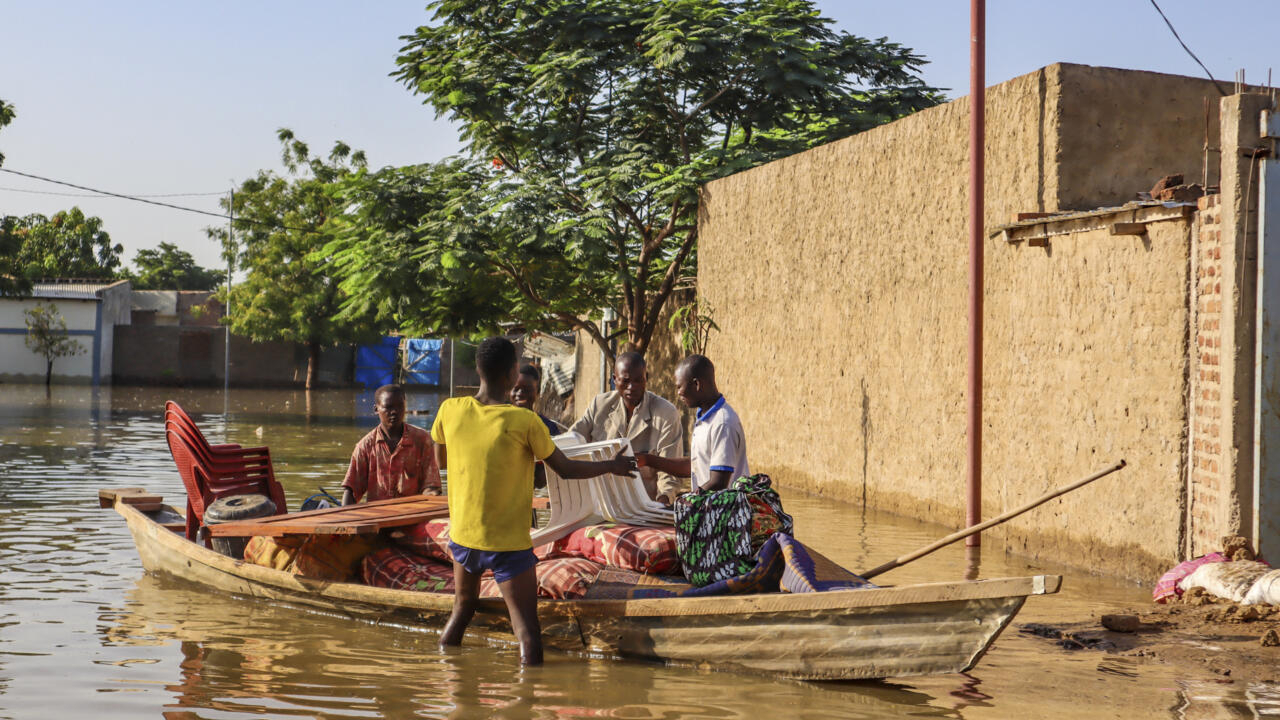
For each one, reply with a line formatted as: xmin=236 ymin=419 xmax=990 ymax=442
xmin=341 ymin=384 xmax=441 ymax=505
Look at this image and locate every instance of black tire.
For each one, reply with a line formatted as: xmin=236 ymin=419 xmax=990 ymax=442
xmin=204 ymin=494 xmax=276 ymax=523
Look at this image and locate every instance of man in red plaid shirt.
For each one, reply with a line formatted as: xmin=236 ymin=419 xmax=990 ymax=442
xmin=342 ymin=385 xmax=442 ymax=505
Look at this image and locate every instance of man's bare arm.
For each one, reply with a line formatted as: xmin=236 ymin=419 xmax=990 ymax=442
xmin=635 ymin=453 xmax=691 ymax=478
xmin=544 ymin=448 xmax=635 ymax=479
xmin=700 ymin=469 xmax=734 ymax=493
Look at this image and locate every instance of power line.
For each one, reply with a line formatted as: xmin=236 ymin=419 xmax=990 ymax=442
xmin=0 ymin=167 xmax=312 ymax=232
xmin=1148 ymin=0 xmax=1228 ymax=97
xmin=0 ymin=185 xmax=226 ymax=198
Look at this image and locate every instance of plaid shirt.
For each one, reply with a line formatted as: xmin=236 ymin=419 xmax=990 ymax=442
xmin=342 ymin=423 xmax=441 ymax=502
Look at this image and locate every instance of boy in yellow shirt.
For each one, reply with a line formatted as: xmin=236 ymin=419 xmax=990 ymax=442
xmin=431 ymin=337 xmax=634 ymax=665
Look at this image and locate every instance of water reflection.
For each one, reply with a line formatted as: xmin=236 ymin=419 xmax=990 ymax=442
xmin=2 ymin=384 xmax=1279 ymax=718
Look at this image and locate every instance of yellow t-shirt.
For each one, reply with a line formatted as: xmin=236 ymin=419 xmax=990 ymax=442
xmin=430 ymin=397 xmax=557 ymax=551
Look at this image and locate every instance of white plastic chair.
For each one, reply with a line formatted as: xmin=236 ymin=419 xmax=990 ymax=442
xmin=530 ymin=435 xmax=674 ymax=546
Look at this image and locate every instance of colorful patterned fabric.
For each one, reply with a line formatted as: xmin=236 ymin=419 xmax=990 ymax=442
xmin=627 ymin=533 xmax=875 ymax=598
xmin=342 ymin=423 xmax=441 ymax=503
xmin=554 ymin=524 xmax=680 ymax=575
xmin=362 ymin=547 xmax=455 ymax=592
xmin=675 ymin=475 xmax=794 ymax=587
xmin=1153 ymin=553 xmax=1228 ymax=603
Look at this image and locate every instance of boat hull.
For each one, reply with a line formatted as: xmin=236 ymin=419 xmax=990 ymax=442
xmin=114 ymin=496 xmax=1055 ymax=680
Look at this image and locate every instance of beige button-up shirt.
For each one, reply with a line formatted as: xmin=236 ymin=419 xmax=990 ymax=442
xmin=570 ymin=390 xmax=685 ymax=500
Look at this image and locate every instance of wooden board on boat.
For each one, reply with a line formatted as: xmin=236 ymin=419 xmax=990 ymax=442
xmin=206 ymin=494 xmax=449 ymax=537
xmin=102 ymin=486 xmax=1062 ymax=680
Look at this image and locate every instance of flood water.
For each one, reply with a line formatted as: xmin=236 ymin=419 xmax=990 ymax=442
xmin=1 ymin=385 xmax=1278 ymax=719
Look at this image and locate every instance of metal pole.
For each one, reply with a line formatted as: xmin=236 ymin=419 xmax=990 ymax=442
xmin=224 ymin=190 xmax=233 ymax=393
xmin=966 ymin=0 xmax=986 ymax=547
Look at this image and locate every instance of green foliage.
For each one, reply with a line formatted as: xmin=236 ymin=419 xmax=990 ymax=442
xmin=0 ymin=99 xmax=24 ymax=297
xmin=210 ymin=129 xmax=380 ymax=357
xmin=668 ymin=294 xmax=719 ymax=356
xmin=0 ymin=97 xmax=13 ymax=166
xmin=129 ymin=242 xmax=226 ymax=290
xmin=24 ymin=301 xmax=85 ymax=384
xmin=333 ymin=0 xmax=939 ymax=355
xmin=3 ymin=208 xmax=123 ymax=283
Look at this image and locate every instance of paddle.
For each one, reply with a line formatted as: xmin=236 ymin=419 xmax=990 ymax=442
xmin=858 ymin=459 xmax=1127 ymax=580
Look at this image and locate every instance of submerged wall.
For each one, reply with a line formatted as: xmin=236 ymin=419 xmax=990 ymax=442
xmin=697 ymin=63 xmax=1223 ymax=578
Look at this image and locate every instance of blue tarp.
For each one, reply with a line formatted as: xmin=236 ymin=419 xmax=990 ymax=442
xmin=403 ymin=338 xmax=443 ymax=386
xmin=355 ymin=336 xmax=400 ymax=389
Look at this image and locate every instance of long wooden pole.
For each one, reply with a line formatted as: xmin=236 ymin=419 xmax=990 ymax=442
xmin=860 ymin=459 xmax=1126 ymax=580
xmin=966 ymin=0 xmax=986 ymax=547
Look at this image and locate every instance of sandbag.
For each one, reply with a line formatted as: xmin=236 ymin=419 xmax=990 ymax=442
xmin=1152 ymin=553 xmax=1228 ymax=603
xmin=1180 ymin=560 xmax=1271 ymax=602
xmin=362 ymin=547 xmax=455 ymax=592
xmin=1242 ymin=569 xmax=1280 ymax=606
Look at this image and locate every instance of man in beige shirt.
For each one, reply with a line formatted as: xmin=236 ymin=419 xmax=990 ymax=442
xmin=570 ymin=351 xmax=685 ymax=503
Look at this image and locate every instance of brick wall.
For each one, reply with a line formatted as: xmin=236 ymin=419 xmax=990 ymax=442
xmin=1191 ymin=194 xmax=1226 ymax=554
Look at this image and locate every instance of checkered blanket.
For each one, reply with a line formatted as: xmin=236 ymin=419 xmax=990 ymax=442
xmin=558 ymin=524 xmax=680 ymax=575
xmin=362 ymin=547 xmax=602 ymax=600
xmin=362 ymin=547 xmax=456 ymax=592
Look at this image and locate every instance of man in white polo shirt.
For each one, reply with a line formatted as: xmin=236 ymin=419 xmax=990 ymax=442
xmin=635 ymin=354 xmax=748 ymax=498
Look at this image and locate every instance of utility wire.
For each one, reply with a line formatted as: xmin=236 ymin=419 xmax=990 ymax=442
xmin=0 ymin=167 xmax=312 ymax=232
xmin=0 ymin=185 xmax=226 ymax=198
xmin=1148 ymin=0 xmax=1228 ymax=97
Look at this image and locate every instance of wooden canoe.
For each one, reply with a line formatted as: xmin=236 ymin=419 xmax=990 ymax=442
xmin=104 ymin=490 xmax=1061 ymax=681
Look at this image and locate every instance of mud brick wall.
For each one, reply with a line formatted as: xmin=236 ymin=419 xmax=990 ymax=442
xmin=1191 ymin=194 xmax=1227 ymax=555
xmin=698 ymin=63 xmax=1226 ymax=579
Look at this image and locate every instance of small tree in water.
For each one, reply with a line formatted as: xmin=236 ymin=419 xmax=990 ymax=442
xmin=24 ymin=302 xmax=84 ymax=386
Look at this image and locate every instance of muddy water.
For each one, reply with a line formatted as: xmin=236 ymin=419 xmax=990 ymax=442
xmin=1 ymin=385 xmax=1277 ymax=719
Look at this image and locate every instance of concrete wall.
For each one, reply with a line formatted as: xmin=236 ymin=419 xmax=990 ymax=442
xmin=112 ymin=325 xmax=354 ymax=388
xmin=697 ymin=63 xmax=1223 ymax=578
xmin=0 ymin=298 xmax=98 ymax=383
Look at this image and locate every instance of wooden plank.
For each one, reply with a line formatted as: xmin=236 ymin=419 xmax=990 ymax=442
xmin=207 ymin=501 xmax=451 ymax=537
xmin=98 ymin=487 xmax=148 ymax=508
xmin=1010 ymin=212 xmax=1056 ymax=223
xmin=1110 ymin=222 xmax=1147 ymax=236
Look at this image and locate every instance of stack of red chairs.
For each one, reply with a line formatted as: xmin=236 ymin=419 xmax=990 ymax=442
xmin=164 ymin=400 xmax=288 ymax=543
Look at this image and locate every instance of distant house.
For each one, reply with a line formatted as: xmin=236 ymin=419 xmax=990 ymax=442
xmin=0 ymin=279 xmax=132 ymax=385
xmin=130 ymin=290 xmax=223 ymax=327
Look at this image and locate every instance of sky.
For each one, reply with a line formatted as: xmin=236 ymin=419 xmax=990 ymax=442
xmin=1 ymin=1 xmax=1277 ymax=271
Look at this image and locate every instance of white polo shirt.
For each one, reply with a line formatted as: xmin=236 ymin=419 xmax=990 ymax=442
xmin=690 ymin=396 xmax=749 ymax=491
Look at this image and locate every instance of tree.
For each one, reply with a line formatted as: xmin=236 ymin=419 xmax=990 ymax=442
xmin=6 ymin=208 xmax=123 ymax=281
xmin=324 ymin=0 xmax=941 ymax=357
xmin=0 ymin=99 xmax=28 ymax=297
xmin=24 ymin=302 xmax=85 ymax=386
xmin=129 ymin=242 xmax=226 ymax=290
xmin=211 ymin=129 xmax=380 ymax=388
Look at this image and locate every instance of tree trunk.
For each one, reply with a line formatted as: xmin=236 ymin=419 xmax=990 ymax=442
xmin=306 ymin=341 xmax=320 ymax=389
xmin=45 ymin=359 xmax=52 ymax=387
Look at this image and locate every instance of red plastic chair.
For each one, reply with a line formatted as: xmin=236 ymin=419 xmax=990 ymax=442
xmin=165 ymin=401 xmax=270 ymax=461
xmin=163 ymin=402 xmax=287 ymax=541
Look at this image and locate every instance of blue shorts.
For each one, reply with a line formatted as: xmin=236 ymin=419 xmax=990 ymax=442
xmin=448 ymin=541 xmax=538 ymax=584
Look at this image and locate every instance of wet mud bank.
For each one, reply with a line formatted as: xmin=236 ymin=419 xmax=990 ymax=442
xmin=1021 ymin=595 xmax=1280 ymax=684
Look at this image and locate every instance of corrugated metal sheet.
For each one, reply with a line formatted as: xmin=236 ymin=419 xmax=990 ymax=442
xmin=29 ymin=280 xmax=129 ymax=301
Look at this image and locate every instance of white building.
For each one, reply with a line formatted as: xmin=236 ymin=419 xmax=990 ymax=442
xmin=0 ymin=280 xmax=132 ymax=385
